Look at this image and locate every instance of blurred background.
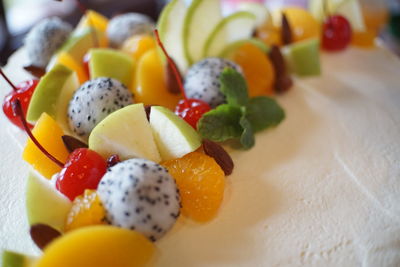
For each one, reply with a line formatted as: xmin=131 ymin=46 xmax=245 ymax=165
xmin=0 ymin=0 xmax=399 ymax=66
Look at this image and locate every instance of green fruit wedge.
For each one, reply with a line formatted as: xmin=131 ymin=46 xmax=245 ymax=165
xmin=26 ymin=64 xmax=79 ymax=132
xmin=149 ymin=106 xmax=201 ymax=161
xmin=237 ymin=2 xmax=272 ymax=27
xmin=88 ymin=103 xmax=161 ymax=163
xmin=203 ymin=11 xmax=256 ymax=58
xmin=219 ymin=38 xmax=270 ymax=58
xmin=157 ymin=0 xmax=188 ymax=71
xmin=183 ymin=0 xmax=222 ymax=65
xmin=88 ymin=48 xmax=134 ymax=87
xmin=2 ymin=251 xmax=37 ymax=267
xmin=26 ymin=171 xmax=72 ymax=233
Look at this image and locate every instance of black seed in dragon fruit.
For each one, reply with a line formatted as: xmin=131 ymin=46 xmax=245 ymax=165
xmin=24 ymin=17 xmax=72 ymax=68
xmin=184 ymin=58 xmax=242 ymax=108
xmin=68 ymin=77 xmax=133 ymax=140
xmin=97 ymin=158 xmax=181 ymax=242
xmin=107 ymin=13 xmax=154 ymax=48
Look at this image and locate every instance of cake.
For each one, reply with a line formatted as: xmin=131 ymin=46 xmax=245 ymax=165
xmin=1 ymin=1 xmax=400 ymax=266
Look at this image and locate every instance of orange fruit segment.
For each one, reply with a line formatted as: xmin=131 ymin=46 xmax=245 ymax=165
xmin=35 ymin=225 xmax=155 ymax=267
xmin=279 ymin=8 xmax=320 ymax=43
xmin=257 ymin=25 xmax=282 ymax=47
xmin=231 ymin=42 xmax=275 ymax=96
xmin=122 ymin=35 xmax=157 ymax=62
xmin=351 ymin=31 xmax=376 ymax=48
xmin=162 ymin=152 xmax=225 ymax=222
xmin=76 ymin=10 xmax=109 ymax=33
xmin=55 ymin=52 xmax=88 ymax=84
xmin=133 ymin=49 xmax=181 ymax=110
xmin=22 ymin=113 xmax=69 ymax=179
xmin=65 ymin=190 xmax=106 ymax=232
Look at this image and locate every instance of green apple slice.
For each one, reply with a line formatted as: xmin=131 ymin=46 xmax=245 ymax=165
xmin=219 ymin=38 xmax=270 ymax=58
xmin=2 ymin=251 xmax=37 ymax=267
xmin=26 ymin=64 xmax=79 ymax=132
xmin=88 ymin=48 xmax=134 ymax=87
xmin=26 ymin=171 xmax=72 ymax=233
xmin=157 ymin=0 xmax=188 ymax=71
xmin=283 ymin=39 xmax=321 ymax=77
xmin=88 ymin=103 xmax=161 ymax=163
xmin=149 ymin=106 xmax=201 ymax=161
xmin=237 ymin=2 xmax=272 ymax=27
xmin=203 ymin=11 xmax=256 ymax=58
xmin=183 ymin=0 xmax=222 ymax=65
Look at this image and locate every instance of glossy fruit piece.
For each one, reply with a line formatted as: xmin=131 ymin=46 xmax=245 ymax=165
xmin=55 ymin=52 xmax=88 ymax=84
xmin=351 ymin=30 xmax=375 ymax=48
xmin=322 ymin=15 xmax=352 ymax=51
xmin=278 ymin=8 xmax=320 ymax=43
xmin=22 ymin=113 xmax=70 ymax=179
xmin=76 ymin=10 xmax=109 ymax=33
xmin=56 ymin=148 xmax=107 ymax=201
xmin=2 ymin=79 xmax=38 ymax=130
xmin=162 ymin=151 xmax=225 ymax=222
xmin=231 ymin=42 xmax=275 ymax=96
xmin=256 ymin=25 xmax=282 ymax=46
xmin=35 ymin=225 xmax=155 ymax=267
xmin=65 ymin=190 xmax=106 ymax=232
xmin=121 ymin=34 xmax=156 ymax=61
xmin=175 ymin=98 xmax=211 ymax=129
xmin=133 ymin=49 xmax=181 ymax=110
xmin=2 ymin=250 xmax=37 ymax=267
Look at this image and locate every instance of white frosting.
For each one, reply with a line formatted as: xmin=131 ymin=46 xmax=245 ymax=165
xmin=1 ymin=47 xmax=399 ymax=266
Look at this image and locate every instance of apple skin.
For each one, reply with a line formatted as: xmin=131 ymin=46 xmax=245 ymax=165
xmin=149 ymin=106 xmax=202 ymax=161
xmin=26 ymin=171 xmax=72 ymax=233
xmin=284 ymin=38 xmax=321 ymax=77
xmin=89 ymin=48 xmax=134 ymax=88
xmin=26 ymin=64 xmax=79 ymax=132
xmin=2 ymin=251 xmax=36 ymax=267
xmin=88 ymin=103 xmax=161 ymax=163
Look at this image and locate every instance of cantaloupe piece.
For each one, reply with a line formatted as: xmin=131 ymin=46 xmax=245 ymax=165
xmin=35 ymin=226 xmax=155 ymax=267
xmin=22 ymin=113 xmax=69 ymax=179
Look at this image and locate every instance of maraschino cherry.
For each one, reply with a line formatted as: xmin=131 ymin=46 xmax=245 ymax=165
xmin=154 ymin=29 xmax=211 ymax=129
xmin=1 ymin=69 xmax=38 ymax=130
xmin=12 ymin=99 xmax=107 ymax=201
xmin=322 ymin=15 xmax=352 ymax=51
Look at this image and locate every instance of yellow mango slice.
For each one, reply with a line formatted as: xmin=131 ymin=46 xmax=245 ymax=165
xmin=55 ymin=52 xmax=88 ymax=84
xmin=22 ymin=113 xmax=69 ymax=179
xmin=76 ymin=10 xmax=109 ymax=33
xmin=122 ymin=34 xmax=157 ymax=61
xmin=133 ymin=49 xmax=181 ymax=110
xmin=35 ymin=225 xmax=155 ymax=267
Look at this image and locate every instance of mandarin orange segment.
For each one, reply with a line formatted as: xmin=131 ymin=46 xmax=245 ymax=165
xmin=351 ymin=30 xmax=376 ymax=48
xmin=281 ymin=8 xmax=320 ymax=42
xmin=162 ymin=152 xmax=225 ymax=222
xmin=133 ymin=49 xmax=181 ymax=110
xmin=256 ymin=25 xmax=282 ymax=47
xmin=122 ymin=35 xmax=157 ymax=61
xmin=65 ymin=190 xmax=106 ymax=232
xmin=56 ymin=52 xmax=88 ymax=84
xmin=231 ymin=43 xmax=275 ymax=96
xmin=22 ymin=113 xmax=70 ymax=179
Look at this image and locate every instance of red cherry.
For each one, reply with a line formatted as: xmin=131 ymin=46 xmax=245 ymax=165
xmin=56 ymin=148 xmax=107 ymax=201
xmin=175 ymin=98 xmax=211 ymax=129
xmin=322 ymin=15 xmax=352 ymax=51
xmin=2 ymin=78 xmax=38 ymax=130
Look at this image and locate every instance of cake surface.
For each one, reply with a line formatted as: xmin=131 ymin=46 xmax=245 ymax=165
xmin=1 ymin=46 xmax=400 ymax=266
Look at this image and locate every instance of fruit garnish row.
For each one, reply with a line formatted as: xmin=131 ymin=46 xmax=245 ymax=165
xmin=1 ymin=0 xmax=372 ymax=265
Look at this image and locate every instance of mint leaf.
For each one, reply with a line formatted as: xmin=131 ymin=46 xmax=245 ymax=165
xmin=239 ymin=115 xmax=255 ymax=149
xmin=197 ymin=104 xmax=243 ymax=142
xmin=219 ymin=68 xmax=249 ymax=107
xmin=245 ymin=96 xmax=285 ymax=132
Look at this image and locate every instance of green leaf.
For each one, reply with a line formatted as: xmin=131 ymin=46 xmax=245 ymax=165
xmin=219 ymin=68 xmax=249 ymax=107
xmin=197 ymin=104 xmax=243 ymax=142
xmin=245 ymin=96 xmax=285 ymax=132
xmin=239 ymin=115 xmax=255 ymax=149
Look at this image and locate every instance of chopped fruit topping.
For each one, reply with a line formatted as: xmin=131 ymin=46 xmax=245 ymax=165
xmin=54 ymin=52 xmax=88 ymax=84
xmin=133 ymin=49 xmax=181 ymax=110
xmin=30 ymin=224 xmax=61 ymax=250
xmin=2 ymin=75 xmax=38 ymax=130
xmin=279 ymin=8 xmax=320 ymax=43
xmin=76 ymin=9 xmax=109 ymax=33
xmin=351 ymin=30 xmax=375 ymax=48
xmin=22 ymin=112 xmax=69 ymax=179
xmin=106 ymin=154 xmax=120 ymax=168
xmin=61 ymin=135 xmax=88 ymax=154
xmin=55 ymin=148 xmax=107 ymax=201
xmin=175 ymin=98 xmax=211 ymax=129
xmin=35 ymin=226 xmax=155 ymax=267
xmin=121 ymin=34 xmax=156 ymax=61
xmin=163 ymin=152 xmax=225 ymax=222
xmin=322 ymin=15 xmax=352 ymax=51
xmin=202 ymin=139 xmax=234 ymax=176
xmin=65 ymin=190 xmax=106 ymax=232
xmin=256 ymin=25 xmax=282 ymax=46
xmin=231 ymin=42 xmax=275 ymax=96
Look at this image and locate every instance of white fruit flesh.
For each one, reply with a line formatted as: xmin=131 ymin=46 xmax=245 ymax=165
xmin=237 ymin=2 xmax=272 ymax=27
xmin=149 ymin=106 xmax=201 ymax=161
xmin=88 ymin=103 xmax=161 ymax=163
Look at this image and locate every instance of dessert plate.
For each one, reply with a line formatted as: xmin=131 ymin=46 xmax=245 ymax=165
xmin=1 ymin=46 xmax=400 ymax=266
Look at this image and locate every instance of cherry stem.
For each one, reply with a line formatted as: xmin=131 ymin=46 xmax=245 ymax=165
xmin=154 ymin=29 xmax=189 ymax=108
xmin=12 ymin=99 xmax=65 ymax=168
xmin=74 ymin=0 xmax=99 ymax=48
xmin=0 ymin=68 xmax=17 ymax=91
